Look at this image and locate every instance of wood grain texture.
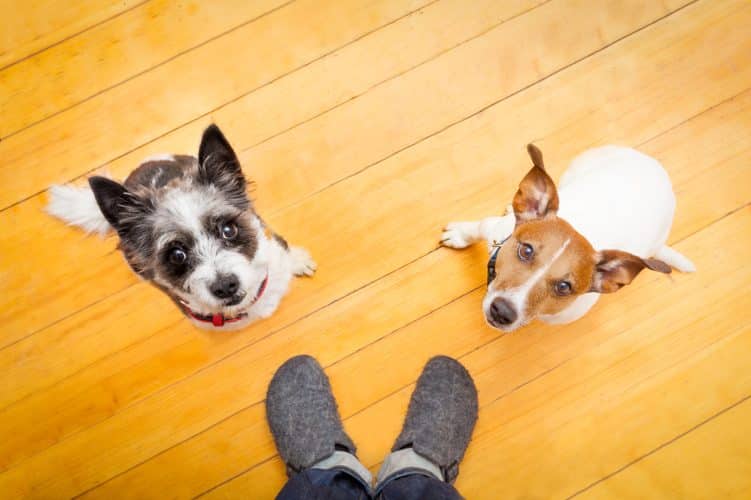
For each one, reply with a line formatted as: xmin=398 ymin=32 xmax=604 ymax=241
xmin=0 ymin=0 xmax=142 ymax=68
xmin=208 ymin=209 xmax=751 ymax=498
xmin=0 ymin=0 xmax=749 ymax=498
xmin=0 ymin=0 xmax=288 ymax=135
xmin=577 ymin=396 xmax=751 ymax=499
xmin=0 ymin=0 xmax=706 ymax=344
xmin=0 ymin=0 xmax=429 ymax=208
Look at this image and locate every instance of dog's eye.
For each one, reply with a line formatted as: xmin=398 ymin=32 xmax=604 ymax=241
xmin=169 ymin=247 xmax=187 ymax=265
xmin=554 ymin=280 xmax=572 ymax=296
xmin=220 ymin=222 xmax=238 ymax=240
xmin=517 ymin=243 xmax=534 ymax=261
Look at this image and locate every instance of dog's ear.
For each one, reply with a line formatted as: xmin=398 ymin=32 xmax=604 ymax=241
xmin=526 ymin=143 xmax=545 ymax=170
xmin=89 ymin=176 xmax=129 ymax=228
xmin=590 ymin=249 xmax=671 ymax=293
xmin=197 ymin=124 xmax=248 ymax=206
xmin=89 ymin=177 xmax=152 ymax=234
xmin=512 ymin=144 xmax=559 ymax=224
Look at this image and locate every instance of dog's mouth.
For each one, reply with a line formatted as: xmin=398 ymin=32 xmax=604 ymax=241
xmin=182 ymin=274 xmax=269 ymax=327
xmin=485 ymin=315 xmax=517 ymax=332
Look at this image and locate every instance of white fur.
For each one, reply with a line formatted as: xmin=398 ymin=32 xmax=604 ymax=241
xmin=654 ymin=245 xmax=696 ymax=273
xmin=48 ymin=181 xmax=315 ymax=331
xmin=187 ymin=239 xmax=314 ymax=331
xmin=557 ymin=146 xmax=676 ymax=259
xmin=444 ymin=146 xmax=695 ymax=328
xmin=151 ymin=190 xmax=291 ymax=330
xmin=156 ymin=187 xmax=227 ymax=236
xmin=177 ymin=232 xmax=296 ymax=331
xmin=289 ymin=246 xmax=317 ymax=276
xmin=538 ymin=293 xmax=600 ymax=325
xmin=442 ymin=214 xmax=515 ymax=253
xmin=442 ymin=205 xmax=516 ymax=251
xmin=47 ymin=184 xmax=111 ymax=235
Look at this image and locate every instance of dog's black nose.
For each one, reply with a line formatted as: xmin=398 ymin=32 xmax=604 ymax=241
xmin=490 ymin=298 xmax=517 ymax=325
xmin=210 ymin=274 xmax=240 ymax=299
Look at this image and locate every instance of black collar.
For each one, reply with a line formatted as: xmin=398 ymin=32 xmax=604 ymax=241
xmin=487 ymin=236 xmax=511 ymax=285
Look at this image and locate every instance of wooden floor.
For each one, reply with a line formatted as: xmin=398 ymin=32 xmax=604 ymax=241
xmin=1 ymin=0 xmax=750 ymax=498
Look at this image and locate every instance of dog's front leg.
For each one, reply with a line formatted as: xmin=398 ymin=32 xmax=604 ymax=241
xmin=288 ymin=246 xmax=317 ymax=276
xmin=441 ymin=207 xmax=515 ymax=253
xmin=263 ymin=224 xmax=317 ymax=277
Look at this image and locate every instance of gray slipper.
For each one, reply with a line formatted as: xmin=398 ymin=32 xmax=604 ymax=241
xmin=266 ymin=355 xmax=356 ymax=476
xmin=392 ymin=356 xmax=478 ymax=483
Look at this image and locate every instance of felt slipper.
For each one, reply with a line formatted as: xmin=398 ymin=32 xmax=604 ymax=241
xmin=266 ymin=355 xmax=356 ymax=476
xmin=391 ymin=355 xmax=478 ymax=483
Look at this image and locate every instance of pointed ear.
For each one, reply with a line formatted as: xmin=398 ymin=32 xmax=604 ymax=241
xmin=198 ymin=124 xmax=239 ymax=168
xmin=512 ymin=144 xmax=559 ymax=223
xmin=197 ymin=124 xmax=247 ymax=197
xmin=89 ymin=176 xmax=152 ymax=234
xmin=591 ymin=249 xmax=672 ymax=294
xmin=89 ymin=176 xmax=128 ymax=227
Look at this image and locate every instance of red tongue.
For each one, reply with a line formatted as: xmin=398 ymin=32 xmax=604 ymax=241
xmin=212 ymin=314 xmax=225 ymax=327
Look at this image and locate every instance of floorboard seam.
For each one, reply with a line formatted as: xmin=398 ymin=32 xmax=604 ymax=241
xmin=0 ymin=0 xmax=296 ymax=139
xmin=190 ymin=201 xmax=749 ymax=497
xmin=566 ymin=392 xmax=751 ymax=499
xmin=0 ymin=1 xmax=150 ymax=73
xmin=4 ymin=101 xmax=746 ymax=491
xmin=276 ymin=0 xmax=701 ymax=216
xmin=0 ymin=0 xmax=438 ymax=212
xmin=239 ymin=0 xmax=555 ymax=157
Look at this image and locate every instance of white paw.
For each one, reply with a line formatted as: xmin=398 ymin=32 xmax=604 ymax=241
xmin=441 ymin=222 xmax=474 ymax=249
xmin=289 ymin=246 xmax=317 ymax=277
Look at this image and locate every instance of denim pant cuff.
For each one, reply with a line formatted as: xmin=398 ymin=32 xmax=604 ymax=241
xmin=375 ymin=448 xmax=443 ymax=490
xmin=311 ymin=450 xmax=373 ymax=489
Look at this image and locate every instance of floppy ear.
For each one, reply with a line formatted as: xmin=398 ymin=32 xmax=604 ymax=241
xmin=197 ymin=124 xmax=248 ymax=205
xmin=591 ymin=249 xmax=672 ymax=293
xmin=89 ymin=177 xmax=152 ymax=234
xmin=512 ymin=144 xmax=559 ymax=224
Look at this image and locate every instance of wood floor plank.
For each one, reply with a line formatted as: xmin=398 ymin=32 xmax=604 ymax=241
xmin=93 ymin=0 xmax=545 ymax=207
xmin=80 ymin=256 xmax=495 ymax=499
xmin=575 ymin=397 xmax=751 ymax=499
xmin=0 ymin=248 xmax=486 ymax=495
xmin=0 ymin=247 xmax=484 ymax=469
xmin=0 ymin=284 xmax=177 ymax=409
xmin=238 ymin=0 xmax=689 ymax=210
xmin=0 ymin=0 xmax=746 ymax=472
xmin=0 ymin=0 xmax=713 ymax=344
xmin=0 ymin=0 xmax=142 ymax=68
xmin=1 ymin=0 xmax=749 ymax=496
xmin=457 ymin=293 xmax=751 ymax=498
xmin=3 ymin=83 xmax=749 ymax=456
xmin=163 ymin=136 xmax=751 ymax=500
xmin=3 ymin=3 xmax=747 ymax=420
xmin=0 ymin=0 xmax=288 ymax=135
xmin=224 ymin=319 xmax=751 ymax=499
xmin=6 ymin=43 xmax=751 ymax=500
xmin=0 ymin=0 xmax=684 ymax=210
xmin=200 ymin=205 xmax=751 ymax=499
xmin=0 ymin=0 xmax=428 ymax=208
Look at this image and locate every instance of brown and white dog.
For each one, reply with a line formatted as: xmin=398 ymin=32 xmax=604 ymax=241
xmin=47 ymin=124 xmax=316 ymax=331
xmin=442 ymin=144 xmax=695 ymax=332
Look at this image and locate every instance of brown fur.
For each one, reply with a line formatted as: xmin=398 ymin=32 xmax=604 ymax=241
xmin=489 ymin=218 xmax=596 ymax=320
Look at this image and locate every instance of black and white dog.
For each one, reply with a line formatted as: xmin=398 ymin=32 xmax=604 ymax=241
xmin=47 ymin=125 xmax=316 ymax=330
